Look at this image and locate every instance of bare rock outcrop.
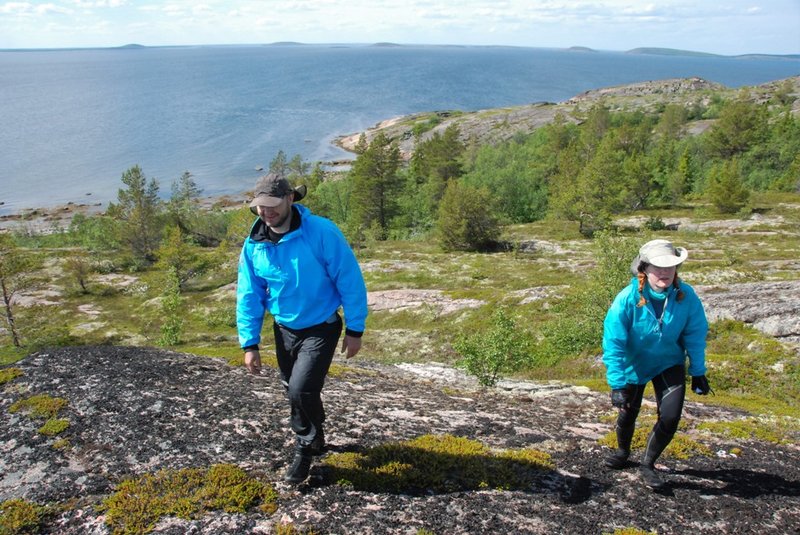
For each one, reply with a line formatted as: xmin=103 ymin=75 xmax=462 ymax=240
xmin=696 ymin=280 xmax=800 ymax=344
xmin=2 ymin=346 xmax=798 ymax=534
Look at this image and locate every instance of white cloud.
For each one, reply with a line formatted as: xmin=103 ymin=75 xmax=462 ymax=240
xmin=0 ymin=0 xmax=797 ymax=54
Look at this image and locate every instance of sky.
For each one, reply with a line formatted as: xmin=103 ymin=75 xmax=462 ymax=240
xmin=1 ymin=0 xmax=798 ymax=55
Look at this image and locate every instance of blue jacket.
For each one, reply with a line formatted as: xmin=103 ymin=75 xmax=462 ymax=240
xmin=236 ymin=204 xmax=368 ymax=349
xmin=602 ymin=278 xmax=708 ymax=390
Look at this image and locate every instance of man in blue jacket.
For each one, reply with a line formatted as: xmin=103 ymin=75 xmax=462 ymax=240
xmin=237 ymin=172 xmax=368 ymax=484
xmin=602 ymin=239 xmax=711 ymax=490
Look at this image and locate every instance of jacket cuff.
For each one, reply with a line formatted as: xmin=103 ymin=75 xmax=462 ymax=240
xmin=345 ymin=329 xmax=363 ymax=338
xmin=242 ymin=344 xmax=259 ymax=351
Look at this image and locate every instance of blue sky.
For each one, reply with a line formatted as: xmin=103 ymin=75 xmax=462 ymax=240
xmin=1 ymin=1 xmax=798 ymax=55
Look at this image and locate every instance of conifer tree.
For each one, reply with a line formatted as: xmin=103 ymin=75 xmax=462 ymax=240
xmin=437 ymin=180 xmax=498 ymax=251
xmin=706 ymin=158 xmax=751 ymax=213
xmin=107 ymin=165 xmax=162 ymax=264
xmin=349 ymin=132 xmax=402 ymax=239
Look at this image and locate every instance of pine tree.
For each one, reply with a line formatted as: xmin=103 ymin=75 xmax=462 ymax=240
xmin=437 ymin=181 xmax=499 ymax=251
xmin=349 ymin=132 xmax=402 ymax=239
xmin=706 ymin=158 xmax=751 ymax=213
xmin=107 ymin=165 xmax=162 ymax=264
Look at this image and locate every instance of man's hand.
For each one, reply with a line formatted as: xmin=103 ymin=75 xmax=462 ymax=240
xmin=610 ymin=388 xmax=629 ymax=408
xmin=340 ymin=335 xmax=362 ymax=359
xmin=244 ymin=349 xmax=262 ymax=375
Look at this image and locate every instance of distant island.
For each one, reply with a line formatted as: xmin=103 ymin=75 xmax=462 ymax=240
xmin=627 ymin=47 xmax=720 ymax=57
xmin=1 ymin=42 xmax=797 ymax=60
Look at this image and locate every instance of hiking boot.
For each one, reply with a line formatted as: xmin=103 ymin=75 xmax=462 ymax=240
xmin=604 ymin=448 xmax=630 ymax=469
xmin=640 ymin=464 xmax=665 ymax=490
xmin=284 ymin=450 xmax=312 ymax=484
xmin=308 ymin=429 xmax=326 ymax=456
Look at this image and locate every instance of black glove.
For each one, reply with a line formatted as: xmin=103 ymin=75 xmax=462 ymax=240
xmin=610 ymin=388 xmax=629 ymax=408
xmin=691 ymin=375 xmax=713 ymax=395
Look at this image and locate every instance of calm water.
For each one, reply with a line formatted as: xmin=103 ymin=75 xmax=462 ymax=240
xmin=1 ymin=45 xmax=798 ymax=214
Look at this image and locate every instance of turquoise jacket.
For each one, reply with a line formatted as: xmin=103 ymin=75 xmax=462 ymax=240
xmin=602 ymin=278 xmax=708 ymax=390
xmin=236 ymin=204 xmax=368 ymax=349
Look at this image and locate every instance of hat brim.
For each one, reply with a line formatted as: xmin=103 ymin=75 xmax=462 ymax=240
xmin=631 ymin=247 xmax=688 ymax=274
xmin=249 ymin=185 xmax=308 ymax=214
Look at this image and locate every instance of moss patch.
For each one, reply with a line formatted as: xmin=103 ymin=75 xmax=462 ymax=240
xmin=9 ymin=394 xmax=67 ymax=419
xmin=100 ymin=463 xmax=278 ymax=534
xmin=0 ymin=367 xmax=23 ymax=385
xmin=698 ymin=416 xmax=800 ymax=445
xmin=0 ymin=498 xmax=42 ymax=534
xmin=38 ymin=418 xmax=70 ymax=437
xmin=323 ymin=434 xmax=554 ymax=494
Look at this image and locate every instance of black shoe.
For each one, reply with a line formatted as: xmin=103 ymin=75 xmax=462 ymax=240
xmin=604 ymin=449 xmax=630 ymax=469
xmin=309 ymin=429 xmax=326 ymax=456
xmin=284 ymin=450 xmax=312 ymax=484
xmin=640 ymin=464 xmax=665 ymax=490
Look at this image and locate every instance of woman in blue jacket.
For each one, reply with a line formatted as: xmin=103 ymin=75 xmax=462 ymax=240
xmin=602 ymin=239 xmax=711 ymax=490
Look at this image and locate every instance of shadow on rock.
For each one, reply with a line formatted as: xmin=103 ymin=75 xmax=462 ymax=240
xmin=676 ymin=467 xmax=800 ymax=498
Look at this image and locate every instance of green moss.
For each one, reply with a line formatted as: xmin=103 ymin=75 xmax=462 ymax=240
xmin=0 ymin=347 xmax=29 ymax=366
xmin=698 ymin=416 xmax=799 ymax=445
xmin=604 ymin=529 xmax=657 ymax=535
xmin=0 ymin=498 xmax=42 ymax=534
xmin=9 ymin=394 xmax=68 ymax=419
xmin=38 ymin=418 xmax=70 ymax=436
xmin=179 ymin=346 xmax=279 ymax=369
xmin=100 ymin=463 xmax=278 ymax=534
xmin=323 ymin=434 xmax=554 ymax=494
xmin=52 ymin=438 xmax=71 ymax=450
xmin=274 ymin=523 xmax=318 ymax=535
xmin=0 ymin=368 xmax=23 ymax=385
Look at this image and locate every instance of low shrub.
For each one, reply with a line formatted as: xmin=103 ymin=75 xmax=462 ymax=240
xmin=100 ymin=464 xmax=278 ymax=534
xmin=323 ymin=434 xmax=554 ymax=494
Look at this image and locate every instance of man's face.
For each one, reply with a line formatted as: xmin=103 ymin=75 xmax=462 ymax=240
xmin=255 ymin=194 xmax=293 ymax=229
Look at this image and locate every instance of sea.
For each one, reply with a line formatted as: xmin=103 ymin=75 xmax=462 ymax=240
xmin=1 ymin=44 xmax=798 ymax=215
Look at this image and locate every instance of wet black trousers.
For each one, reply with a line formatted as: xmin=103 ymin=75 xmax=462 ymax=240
xmin=615 ymin=364 xmax=686 ymax=464
xmin=273 ymin=315 xmax=342 ymax=446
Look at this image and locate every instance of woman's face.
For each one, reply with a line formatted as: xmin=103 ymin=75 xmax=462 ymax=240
xmin=644 ymin=264 xmax=676 ymax=292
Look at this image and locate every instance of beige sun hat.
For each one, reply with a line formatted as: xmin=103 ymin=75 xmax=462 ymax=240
xmin=630 ymin=239 xmax=689 ymax=274
xmin=249 ymin=173 xmax=307 ymax=214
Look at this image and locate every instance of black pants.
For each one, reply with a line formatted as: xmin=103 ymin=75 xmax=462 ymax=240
xmin=615 ymin=364 xmax=686 ymax=464
xmin=273 ymin=314 xmax=342 ymax=445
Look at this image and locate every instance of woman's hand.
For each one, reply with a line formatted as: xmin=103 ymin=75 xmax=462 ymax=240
xmin=691 ymin=375 xmax=713 ymax=395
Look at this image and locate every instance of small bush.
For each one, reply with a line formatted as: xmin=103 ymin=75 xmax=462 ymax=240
xmin=454 ymin=308 xmax=532 ymax=387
